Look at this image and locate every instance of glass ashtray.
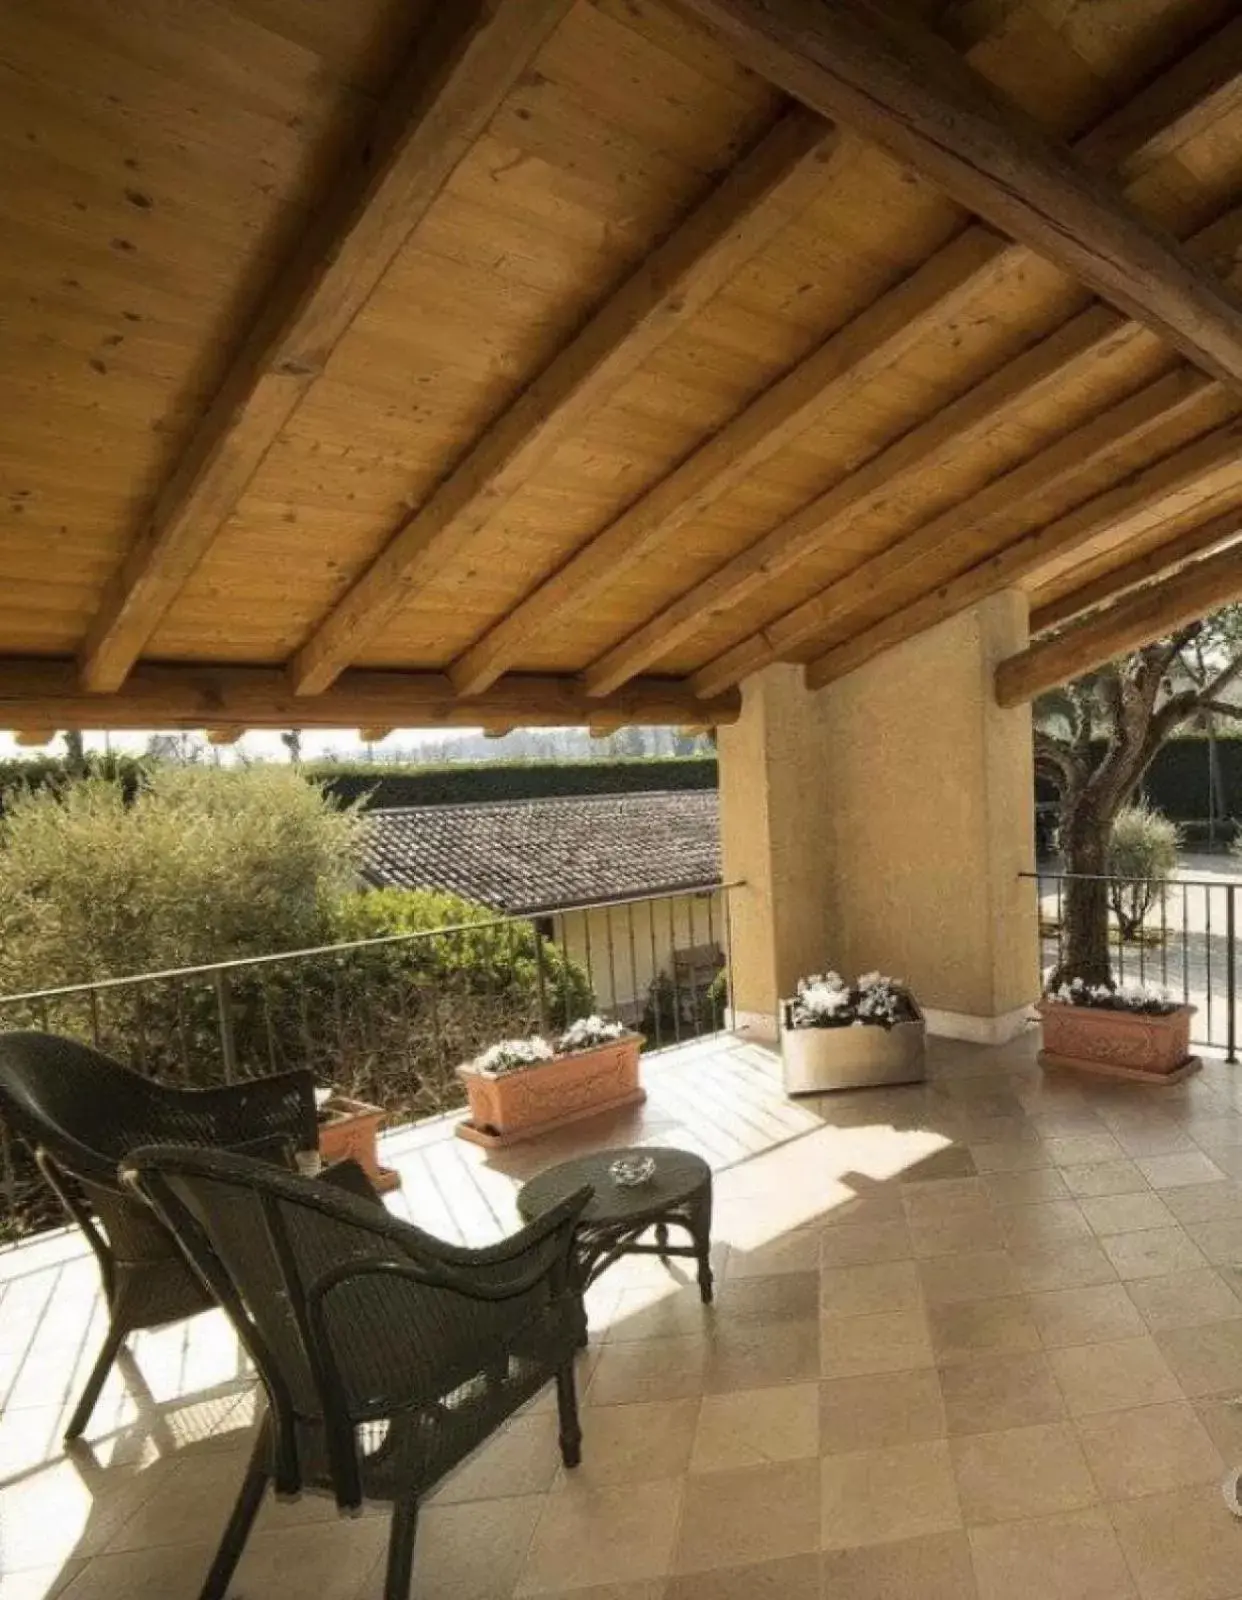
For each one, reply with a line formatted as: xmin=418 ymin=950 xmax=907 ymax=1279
xmin=609 ymin=1155 xmax=657 ymax=1189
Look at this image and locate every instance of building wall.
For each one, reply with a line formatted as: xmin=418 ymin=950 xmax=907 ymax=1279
xmin=550 ymin=890 xmax=726 ymax=1024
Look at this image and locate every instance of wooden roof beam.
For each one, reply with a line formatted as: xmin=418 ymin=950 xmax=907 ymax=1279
xmin=801 ymin=417 xmax=1242 ymax=694
xmin=997 ymin=535 xmax=1242 ymax=706
xmin=1031 ymin=506 xmax=1242 ymax=633
xmin=678 ymin=0 xmax=1242 ymax=387
xmin=290 ymin=106 xmax=841 ymax=695
xmin=0 ymin=662 xmax=741 ymax=733
xmin=77 ymin=0 xmax=577 ymax=695
xmin=568 ymin=20 xmax=1242 ymax=697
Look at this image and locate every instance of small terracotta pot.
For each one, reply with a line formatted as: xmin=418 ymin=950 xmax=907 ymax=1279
xmin=456 ymin=1035 xmax=644 ymax=1146
xmin=317 ymin=1094 xmax=401 ymax=1191
xmin=1037 ymin=999 xmax=1197 ymax=1082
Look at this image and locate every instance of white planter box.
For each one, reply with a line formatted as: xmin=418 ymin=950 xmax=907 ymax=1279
xmin=780 ymin=992 xmax=927 ymax=1094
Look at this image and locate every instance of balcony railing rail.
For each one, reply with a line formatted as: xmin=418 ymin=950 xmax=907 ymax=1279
xmin=1024 ymin=869 xmax=1239 ymax=1061
xmin=0 ymin=883 xmax=738 ymax=1241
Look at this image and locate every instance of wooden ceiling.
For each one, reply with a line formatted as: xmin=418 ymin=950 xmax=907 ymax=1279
xmin=5 ymin=0 xmax=1242 ymax=733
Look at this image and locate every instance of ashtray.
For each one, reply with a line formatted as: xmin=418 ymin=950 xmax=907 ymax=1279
xmin=609 ymin=1155 xmax=656 ymax=1189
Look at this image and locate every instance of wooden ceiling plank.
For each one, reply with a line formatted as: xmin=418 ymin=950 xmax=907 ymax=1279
xmin=801 ymin=417 xmax=1242 ymax=694
xmin=997 ymin=534 xmax=1242 ymax=706
xmin=677 ymin=0 xmax=1242 ymax=386
xmin=289 ymin=105 xmax=842 ymax=695
xmin=0 ymin=661 xmax=742 ymax=731
xmin=690 ymin=368 xmax=1230 ymax=696
xmin=1031 ymin=507 xmax=1242 ymax=633
xmin=77 ymin=0 xmax=578 ymax=695
xmin=577 ymin=22 xmax=1242 ymax=697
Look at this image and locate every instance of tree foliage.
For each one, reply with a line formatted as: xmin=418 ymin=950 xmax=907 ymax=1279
xmin=1106 ymin=803 xmax=1181 ymax=941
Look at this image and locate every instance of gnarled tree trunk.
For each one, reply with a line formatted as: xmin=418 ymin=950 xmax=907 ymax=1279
xmin=1053 ymin=801 xmax=1116 ymax=989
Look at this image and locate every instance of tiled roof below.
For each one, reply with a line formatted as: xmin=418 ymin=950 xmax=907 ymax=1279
xmin=359 ymin=791 xmax=721 ymax=914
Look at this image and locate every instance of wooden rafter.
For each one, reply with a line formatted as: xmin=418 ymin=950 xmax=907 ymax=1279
xmin=77 ymin=0 xmax=577 ymax=694
xmin=545 ymin=18 xmax=1242 ymax=699
xmin=801 ymin=416 xmax=1242 ymax=693
xmin=290 ymin=107 xmax=841 ymax=695
xmin=997 ymin=536 xmax=1242 ymax=706
xmin=0 ymin=662 xmax=741 ymax=733
xmin=1031 ymin=506 xmax=1242 ymax=633
xmin=678 ymin=0 xmax=1242 ymax=385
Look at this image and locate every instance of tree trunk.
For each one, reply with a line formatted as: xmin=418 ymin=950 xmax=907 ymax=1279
xmin=1053 ymin=802 xmax=1115 ymax=989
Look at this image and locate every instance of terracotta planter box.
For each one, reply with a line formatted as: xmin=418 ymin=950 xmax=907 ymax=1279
xmin=1037 ymin=1000 xmax=1199 ymax=1084
xmin=317 ymin=1094 xmax=401 ymax=1192
xmin=780 ymin=992 xmax=927 ymax=1095
xmin=456 ymin=1035 xmax=645 ymax=1148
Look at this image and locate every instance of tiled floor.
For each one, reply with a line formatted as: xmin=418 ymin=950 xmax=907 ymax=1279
xmin=7 ymin=1030 xmax=1242 ymax=1597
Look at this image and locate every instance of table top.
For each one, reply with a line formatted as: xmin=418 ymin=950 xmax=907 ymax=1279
xmin=517 ymin=1145 xmax=710 ymax=1226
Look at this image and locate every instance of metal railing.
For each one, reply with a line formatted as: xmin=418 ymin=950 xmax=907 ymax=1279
xmin=0 ymin=883 xmax=738 ymax=1240
xmin=1026 ymin=869 xmax=1239 ymax=1060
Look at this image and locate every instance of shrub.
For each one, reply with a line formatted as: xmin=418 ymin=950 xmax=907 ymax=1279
xmin=1106 ymin=803 xmax=1181 ymax=942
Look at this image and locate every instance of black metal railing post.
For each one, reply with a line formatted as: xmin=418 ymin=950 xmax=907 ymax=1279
xmin=1228 ymin=884 xmax=1238 ymax=1064
xmin=214 ymin=969 xmax=239 ymax=1083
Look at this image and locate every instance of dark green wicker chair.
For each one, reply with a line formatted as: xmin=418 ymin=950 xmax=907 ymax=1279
xmin=123 ymin=1145 xmax=592 ymax=1600
xmin=0 ymin=1029 xmax=319 ymax=1440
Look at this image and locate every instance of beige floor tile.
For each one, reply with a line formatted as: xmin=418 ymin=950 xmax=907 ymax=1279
xmin=1029 ymin=1284 xmax=1147 ymax=1348
xmin=1044 ymin=1135 xmax=1127 ymax=1168
xmin=1138 ymin=1153 xmax=1227 ymax=1190
xmin=821 ymin=1530 xmax=979 ymax=1600
xmin=690 ymin=1383 xmax=819 ymax=1473
xmin=725 ymin=1231 xmax=819 ymax=1280
xmin=951 ymin=1422 xmax=1097 ymax=1525
xmin=819 ymin=1367 xmax=946 ymax=1455
xmin=1048 ymin=1336 xmax=1182 ymax=1417
xmin=820 ymin=1260 xmax=920 ymax=1317
xmin=820 ymin=1308 xmax=933 ymax=1379
xmin=820 ymin=1190 xmax=908 ymax=1230
xmin=431 ymin=1414 xmax=561 ymax=1504
xmin=1101 ymin=1229 xmax=1209 ymax=1282
xmin=245 ymin=1521 xmax=389 ymax=1600
xmin=673 ymin=1458 xmax=820 ymax=1574
xmin=0 ymin=1564 xmax=85 ymax=1600
xmin=47 ymin=1544 xmax=215 ymax=1600
xmin=927 ymin=1296 xmax=1042 ymax=1364
xmin=1192 ymin=1394 xmax=1242 ymax=1459
xmin=587 ymin=1336 xmax=706 ymax=1407
xmin=1162 ymin=1184 xmax=1242 ymax=1225
xmin=1183 ymin=1216 xmax=1242 ymax=1266
xmin=534 ymin=1585 xmax=664 ymax=1600
xmin=901 ymin=1178 xmax=991 ymax=1222
xmin=970 ymin=1140 xmax=1051 ymax=1175
xmin=665 ymin=1552 xmax=820 ymax=1600
xmin=553 ymin=1399 xmax=698 ymax=1490
xmin=900 ymin=1147 xmax=980 ymax=1183
xmin=1156 ymin=1318 xmax=1242 ymax=1397
xmin=910 ymin=1209 xmax=1007 ymax=1259
xmin=702 ymin=1317 xmax=820 ymax=1393
xmin=940 ymin=1351 xmax=1067 ymax=1436
xmin=918 ymin=1251 xmax=1018 ymax=1306
xmin=969 ymin=1508 xmax=1136 ymax=1600
xmin=1126 ymin=1270 xmax=1242 ymax=1332
xmin=1109 ymin=1484 xmax=1242 ymax=1600
xmin=1076 ymin=1403 xmax=1224 ymax=1500
xmin=1080 ymin=1193 xmax=1177 ymax=1236
xmin=1061 ymin=1160 xmax=1150 ymax=1198
xmin=605 ymin=1285 xmax=718 ymax=1344
xmin=999 ymin=1203 xmax=1094 ymax=1248
xmin=517 ymin=1479 xmax=683 ymax=1594
xmin=818 ymin=1220 xmax=913 ymax=1268
xmin=983 ymin=1170 xmax=1072 ymax=1207
xmin=820 ymin=1439 xmax=961 ymax=1550
xmin=1110 ymin=1124 xmax=1199 ymax=1159
xmin=1010 ymin=1237 xmax=1119 ymax=1294
xmin=717 ymin=1274 xmax=820 ymax=1328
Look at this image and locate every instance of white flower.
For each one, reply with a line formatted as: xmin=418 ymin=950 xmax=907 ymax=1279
xmin=475 ymin=1036 xmax=554 ymax=1075
xmin=557 ymin=1015 xmax=626 ymax=1053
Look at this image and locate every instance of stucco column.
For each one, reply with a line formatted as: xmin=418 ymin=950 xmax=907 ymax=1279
xmin=718 ymin=592 xmax=1039 ymax=1044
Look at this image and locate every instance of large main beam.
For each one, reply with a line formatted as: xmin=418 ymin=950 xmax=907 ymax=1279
xmin=547 ymin=18 xmax=1242 ymax=698
xmin=77 ymin=0 xmax=576 ymax=695
xmin=289 ymin=107 xmax=840 ymax=695
xmin=801 ymin=416 xmax=1242 ymax=693
xmin=997 ymin=536 xmax=1242 ymax=706
xmin=0 ymin=661 xmax=741 ymax=733
xmin=678 ymin=0 xmax=1242 ymax=386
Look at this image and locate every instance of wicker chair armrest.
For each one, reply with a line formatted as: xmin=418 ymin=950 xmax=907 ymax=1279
xmin=378 ymin=1184 xmax=595 ymax=1274
xmin=153 ymin=1069 xmax=319 ymax=1152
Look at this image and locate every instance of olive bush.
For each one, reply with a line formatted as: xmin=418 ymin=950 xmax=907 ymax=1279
xmin=1106 ymin=802 xmax=1182 ymax=942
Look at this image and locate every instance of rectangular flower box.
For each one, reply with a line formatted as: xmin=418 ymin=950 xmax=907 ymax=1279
xmin=317 ymin=1094 xmax=401 ymax=1192
xmin=455 ymin=1034 xmax=645 ymax=1148
xmin=1037 ymin=999 xmax=1198 ymax=1083
xmin=780 ymin=992 xmax=926 ymax=1095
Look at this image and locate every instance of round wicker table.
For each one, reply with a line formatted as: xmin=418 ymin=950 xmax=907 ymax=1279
xmin=516 ymin=1145 xmax=714 ymax=1302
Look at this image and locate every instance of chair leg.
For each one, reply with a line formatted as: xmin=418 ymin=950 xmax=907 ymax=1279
xmin=63 ymin=1321 xmax=127 ymax=1442
xmin=383 ymin=1499 xmax=419 ymax=1600
xmin=556 ymin=1363 xmax=582 ymax=1470
xmin=199 ymin=1443 xmax=270 ymax=1600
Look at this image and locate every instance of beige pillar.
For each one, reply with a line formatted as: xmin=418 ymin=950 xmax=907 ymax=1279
xmin=718 ymin=593 xmax=1039 ymax=1044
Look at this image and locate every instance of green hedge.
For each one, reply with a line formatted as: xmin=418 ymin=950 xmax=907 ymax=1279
xmin=310 ymin=756 xmax=718 ymax=810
